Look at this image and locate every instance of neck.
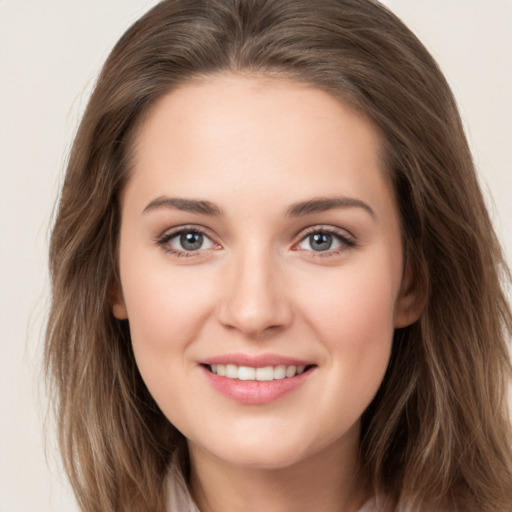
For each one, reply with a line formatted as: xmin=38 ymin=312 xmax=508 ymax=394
xmin=187 ymin=427 xmax=369 ymax=512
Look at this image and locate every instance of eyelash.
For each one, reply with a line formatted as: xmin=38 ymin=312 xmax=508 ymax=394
xmin=155 ymin=225 xmax=218 ymax=258
xmin=294 ymin=226 xmax=356 ymax=258
xmin=155 ymin=225 xmax=356 ymax=258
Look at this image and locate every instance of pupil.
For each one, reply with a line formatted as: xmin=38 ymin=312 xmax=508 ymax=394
xmin=310 ymin=233 xmax=332 ymax=251
xmin=180 ymin=232 xmax=203 ymax=251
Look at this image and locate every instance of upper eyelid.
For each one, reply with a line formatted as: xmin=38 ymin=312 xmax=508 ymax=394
xmin=295 ymin=225 xmax=355 ymax=241
xmin=291 ymin=226 xmax=356 ymax=255
xmin=157 ymin=224 xmax=217 ymax=241
xmin=156 ymin=226 xmax=220 ymax=257
xmin=155 ymin=224 xmax=355 ymax=249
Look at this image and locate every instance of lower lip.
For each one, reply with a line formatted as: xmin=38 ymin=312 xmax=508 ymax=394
xmin=202 ymin=366 xmax=314 ymax=405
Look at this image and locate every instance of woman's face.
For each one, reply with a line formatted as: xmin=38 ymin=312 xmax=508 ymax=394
xmin=114 ymin=74 xmax=417 ymax=470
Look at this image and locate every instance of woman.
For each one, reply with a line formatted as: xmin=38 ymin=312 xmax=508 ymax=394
xmin=45 ymin=1 xmax=512 ymax=511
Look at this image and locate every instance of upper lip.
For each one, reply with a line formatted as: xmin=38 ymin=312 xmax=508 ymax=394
xmin=201 ymin=353 xmax=315 ymax=368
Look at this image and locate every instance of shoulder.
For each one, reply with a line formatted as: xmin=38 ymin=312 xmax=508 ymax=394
xmin=358 ymin=498 xmax=452 ymax=512
xmin=166 ymin=453 xmax=200 ymax=512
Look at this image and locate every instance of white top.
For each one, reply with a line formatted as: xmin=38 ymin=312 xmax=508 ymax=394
xmin=166 ymin=455 xmax=377 ymax=512
xmin=166 ymin=455 xmax=200 ymax=512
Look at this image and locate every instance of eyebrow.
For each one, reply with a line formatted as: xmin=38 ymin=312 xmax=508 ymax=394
xmin=285 ymin=196 xmax=376 ymax=220
xmin=142 ymin=196 xmax=222 ymax=216
xmin=142 ymin=195 xmax=376 ymax=220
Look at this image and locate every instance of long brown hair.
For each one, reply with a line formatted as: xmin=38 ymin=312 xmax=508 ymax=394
xmin=45 ymin=1 xmax=512 ymax=511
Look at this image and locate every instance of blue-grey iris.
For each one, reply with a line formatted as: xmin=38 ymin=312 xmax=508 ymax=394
xmin=310 ymin=233 xmax=332 ymax=251
xmin=181 ymin=232 xmax=203 ymax=251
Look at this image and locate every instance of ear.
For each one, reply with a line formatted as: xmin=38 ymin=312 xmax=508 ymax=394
xmin=110 ymin=280 xmax=128 ymax=320
xmin=394 ymin=260 xmax=426 ymax=328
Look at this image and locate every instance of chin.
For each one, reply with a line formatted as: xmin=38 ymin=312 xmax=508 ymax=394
xmin=191 ymin=428 xmax=332 ymax=471
xmin=214 ymin=448 xmax=307 ymax=471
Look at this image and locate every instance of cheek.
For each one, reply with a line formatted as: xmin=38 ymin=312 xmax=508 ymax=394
xmin=120 ymin=266 xmax=216 ymax=421
xmin=303 ymin=262 xmax=399 ymax=347
xmin=124 ymin=273 xmax=211 ymax=346
xmin=117 ymin=243 xmax=218 ymax=372
xmin=297 ymin=253 xmax=400 ymax=406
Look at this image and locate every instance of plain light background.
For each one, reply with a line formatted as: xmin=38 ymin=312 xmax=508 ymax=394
xmin=0 ymin=1 xmax=511 ymax=511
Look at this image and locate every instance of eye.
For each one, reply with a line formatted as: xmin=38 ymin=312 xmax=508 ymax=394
xmin=295 ymin=228 xmax=355 ymax=255
xmin=174 ymin=231 xmax=210 ymax=251
xmin=300 ymin=232 xmax=338 ymax=252
xmin=157 ymin=227 xmax=218 ymax=256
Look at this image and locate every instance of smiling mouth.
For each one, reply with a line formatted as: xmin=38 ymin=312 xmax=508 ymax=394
xmin=204 ymin=363 xmax=315 ymax=381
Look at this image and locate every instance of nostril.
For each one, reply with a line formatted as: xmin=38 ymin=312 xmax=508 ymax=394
xmin=217 ymin=301 xmax=294 ymax=338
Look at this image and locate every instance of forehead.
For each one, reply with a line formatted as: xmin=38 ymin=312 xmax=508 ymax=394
xmin=133 ymin=74 xmax=383 ymax=165
xmin=125 ymin=73 xmax=394 ymax=219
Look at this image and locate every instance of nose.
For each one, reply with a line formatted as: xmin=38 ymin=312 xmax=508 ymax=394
xmin=216 ymin=246 xmax=293 ymax=338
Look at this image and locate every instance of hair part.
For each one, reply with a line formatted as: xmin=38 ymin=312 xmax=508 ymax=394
xmin=45 ymin=1 xmax=512 ymax=511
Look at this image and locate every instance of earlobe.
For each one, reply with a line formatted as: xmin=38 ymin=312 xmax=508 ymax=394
xmin=110 ymin=281 xmax=128 ymax=320
xmin=394 ymin=261 xmax=426 ymax=328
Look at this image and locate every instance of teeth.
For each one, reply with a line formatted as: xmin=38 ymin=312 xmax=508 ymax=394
xmin=255 ymin=366 xmax=274 ymax=381
xmin=273 ymin=365 xmax=286 ymax=379
xmin=209 ymin=364 xmax=309 ymax=381
xmin=226 ymin=364 xmax=238 ymax=378
xmin=238 ymin=366 xmax=256 ymax=381
xmin=285 ymin=365 xmax=297 ymax=378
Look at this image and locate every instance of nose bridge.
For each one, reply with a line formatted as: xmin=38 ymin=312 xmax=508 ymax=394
xmin=217 ymin=241 xmax=292 ymax=337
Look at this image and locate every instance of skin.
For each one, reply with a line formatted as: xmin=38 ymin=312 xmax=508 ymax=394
xmin=113 ymin=74 xmax=420 ymax=512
